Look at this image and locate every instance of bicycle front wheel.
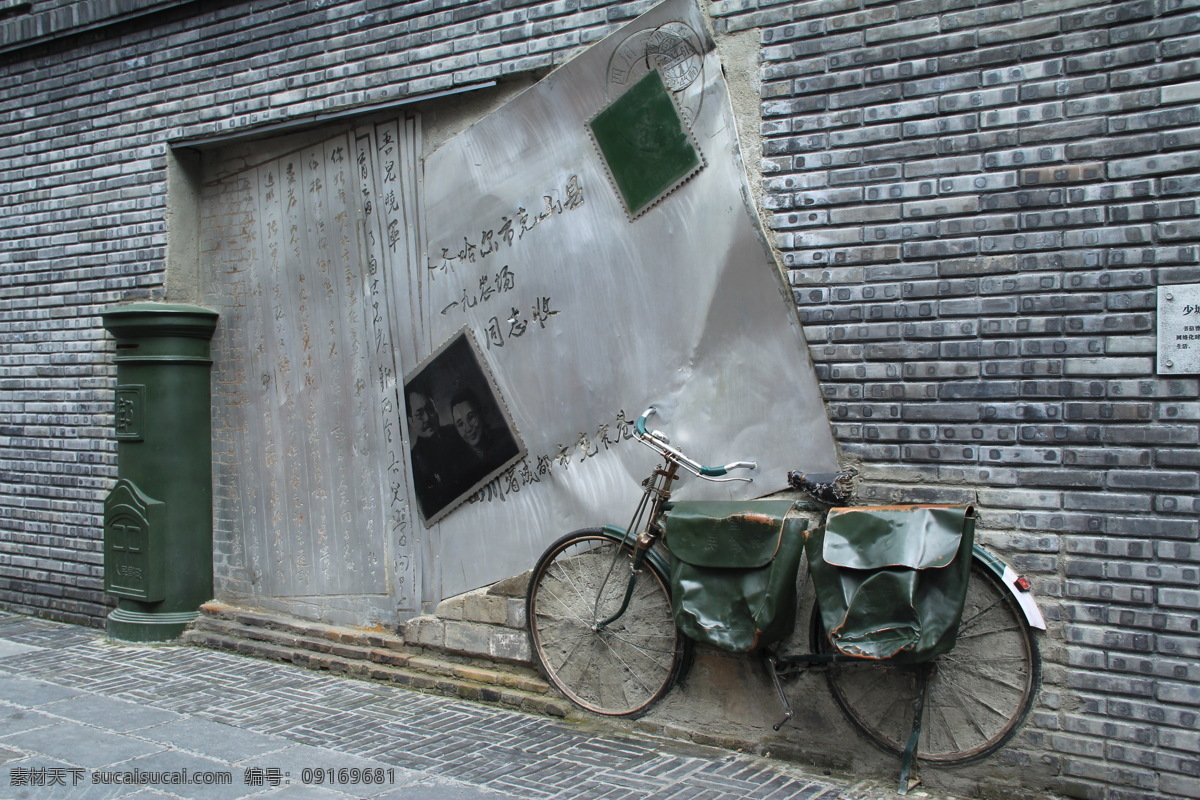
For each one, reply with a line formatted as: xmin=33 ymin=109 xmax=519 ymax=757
xmin=526 ymin=528 xmax=687 ymax=717
xmin=812 ymin=557 xmax=1041 ymax=764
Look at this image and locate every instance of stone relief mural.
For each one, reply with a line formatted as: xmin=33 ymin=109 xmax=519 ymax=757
xmin=201 ymin=0 xmax=836 ymax=615
xmin=203 ymin=120 xmax=420 ymax=618
xmin=413 ymin=0 xmax=837 ymax=601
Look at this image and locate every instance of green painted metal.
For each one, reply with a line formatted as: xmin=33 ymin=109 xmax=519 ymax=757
xmin=101 ymin=303 xmax=218 ymax=642
xmin=103 ymin=479 xmax=166 ymax=603
xmin=898 ymin=666 xmax=932 ymax=794
xmin=971 ymin=542 xmax=1006 ymax=576
xmin=599 ymin=523 xmax=672 ymax=578
xmin=588 ymin=69 xmax=701 ymax=218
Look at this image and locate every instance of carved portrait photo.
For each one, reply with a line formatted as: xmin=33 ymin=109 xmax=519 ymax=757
xmin=403 ymin=329 xmax=524 ymax=526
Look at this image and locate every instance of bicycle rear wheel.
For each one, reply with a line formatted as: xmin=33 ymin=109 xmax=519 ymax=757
xmin=811 ymin=557 xmax=1041 ymax=764
xmin=526 ymin=528 xmax=687 ymax=717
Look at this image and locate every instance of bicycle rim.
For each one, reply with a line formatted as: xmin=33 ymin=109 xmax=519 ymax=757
xmin=813 ymin=558 xmax=1041 ymax=764
xmin=526 ymin=528 xmax=685 ymax=717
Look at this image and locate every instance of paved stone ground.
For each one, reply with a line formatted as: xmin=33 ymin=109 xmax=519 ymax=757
xmin=0 ymin=612 xmax=960 ymax=800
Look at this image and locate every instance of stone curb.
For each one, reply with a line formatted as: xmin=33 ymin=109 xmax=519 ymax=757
xmin=183 ymin=602 xmax=573 ymax=719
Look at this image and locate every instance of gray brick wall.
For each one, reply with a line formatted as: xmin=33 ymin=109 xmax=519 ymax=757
xmin=2 ymin=0 xmax=1199 ymax=798
xmin=711 ymin=0 xmax=1200 ymax=797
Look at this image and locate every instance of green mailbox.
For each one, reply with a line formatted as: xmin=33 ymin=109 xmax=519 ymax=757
xmin=101 ymin=303 xmax=218 ymax=642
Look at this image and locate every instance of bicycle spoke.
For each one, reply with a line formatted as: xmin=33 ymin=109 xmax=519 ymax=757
xmin=939 ymin=655 xmax=1029 ymax=693
xmin=936 ymin=667 xmax=1024 ymax=722
xmin=923 ymin=692 xmax=966 ymax=755
xmin=605 ymin=629 xmax=675 ymax=662
xmin=539 ymin=618 xmax=593 ymax=674
xmin=599 ymin=636 xmax=662 ymax=699
xmin=559 ymin=549 xmax=617 ymax=621
xmin=536 ymin=584 xmax=597 ymax=628
xmin=958 ymin=596 xmax=1006 ymax=633
xmin=955 ymin=622 xmax=1024 ymax=641
xmin=931 ymin=672 xmax=989 ymax=743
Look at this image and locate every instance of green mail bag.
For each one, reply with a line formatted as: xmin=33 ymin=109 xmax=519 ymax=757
xmin=664 ymin=500 xmax=809 ymax=653
xmin=807 ymin=505 xmax=975 ymax=662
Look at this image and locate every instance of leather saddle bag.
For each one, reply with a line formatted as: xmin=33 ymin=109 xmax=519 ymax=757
xmin=664 ymin=500 xmax=809 ymax=653
xmin=807 ymin=504 xmax=975 ymax=662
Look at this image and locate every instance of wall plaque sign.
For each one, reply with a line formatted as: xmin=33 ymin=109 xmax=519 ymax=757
xmin=1157 ymin=284 xmax=1200 ymax=374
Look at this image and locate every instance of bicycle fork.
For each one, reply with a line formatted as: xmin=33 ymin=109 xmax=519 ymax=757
xmin=595 ymin=545 xmax=652 ymax=631
xmin=596 ymin=464 xmax=677 ymax=632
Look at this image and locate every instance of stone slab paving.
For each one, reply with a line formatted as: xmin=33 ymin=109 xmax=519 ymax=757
xmin=0 ymin=613 xmax=952 ymax=800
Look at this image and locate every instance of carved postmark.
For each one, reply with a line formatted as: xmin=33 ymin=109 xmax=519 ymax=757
xmin=605 ymin=20 xmax=705 ymax=125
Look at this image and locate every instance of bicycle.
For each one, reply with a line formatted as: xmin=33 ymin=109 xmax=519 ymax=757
xmin=525 ymin=408 xmax=1045 ymax=791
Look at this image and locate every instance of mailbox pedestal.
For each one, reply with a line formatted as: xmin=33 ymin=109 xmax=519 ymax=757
xmin=101 ymin=303 xmax=218 ymax=642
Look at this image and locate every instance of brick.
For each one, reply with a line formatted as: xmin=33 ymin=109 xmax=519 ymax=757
xmin=983 ymin=100 xmax=1065 ymax=130
xmin=1162 ymin=775 xmax=1200 ymax=800
xmin=865 ymin=16 xmax=938 ymax=43
xmin=982 ymin=57 xmax=1065 ymax=86
xmin=1063 ymin=357 xmax=1154 ymax=377
xmin=1157 ymin=448 xmax=1200 ymax=467
xmin=1113 ymin=59 xmax=1200 ymax=90
xmin=1110 ymin=151 xmax=1200 ymax=178
xmin=940 ymin=171 xmax=1020 ymax=193
xmin=1065 ymin=490 xmax=1152 ymax=513
xmin=1020 ymin=29 xmax=1107 ymax=60
xmin=899 ymin=402 xmax=981 ymax=421
xmin=1019 ymin=469 xmax=1105 ymax=488
xmin=1155 ymin=494 xmax=1200 ymax=514
xmin=1065 ymin=42 xmax=1159 ymax=73
xmin=1106 ymin=468 xmax=1200 ymax=488
xmin=938 ymin=129 xmax=1021 ymax=155
xmin=982 ymin=445 xmax=1062 ymax=464
xmin=980 ymin=187 xmax=1065 ymax=211
xmin=901 ymin=112 xmax=979 ymax=138
xmin=977 ymin=486 xmax=1061 ymax=508
xmin=863 ymin=179 xmax=938 ymax=202
xmin=978 ymin=16 xmax=1061 ymax=44
xmin=939 ymin=85 xmax=1020 ymax=113
xmin=1163 ymin=79 xmax=1200 ymax=104
xmin=828 ymin=204 xmax=902 ymax=224
xmin=984 ymin=144 xmax=1065 ymax=169
xmin=903 ymin=195 xmax=980 ymax=218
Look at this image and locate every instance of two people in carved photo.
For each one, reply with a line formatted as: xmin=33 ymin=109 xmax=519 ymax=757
xmin=404 ymin=331 xmax=523 ymax=525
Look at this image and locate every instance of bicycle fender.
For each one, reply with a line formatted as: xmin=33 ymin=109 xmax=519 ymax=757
xmin=972 ymin=544 xmax=1047 ymax=630
xmin=601 ymin=524 xmax=672 ymax=578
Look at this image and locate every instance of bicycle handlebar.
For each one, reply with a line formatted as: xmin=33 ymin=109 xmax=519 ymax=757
xmin=634 ymin=407 xmax=757 ymax=482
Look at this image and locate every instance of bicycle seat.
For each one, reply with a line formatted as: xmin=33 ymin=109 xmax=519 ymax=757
xmin=787 ymin=468 xmax=858 ymax=505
